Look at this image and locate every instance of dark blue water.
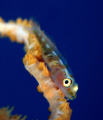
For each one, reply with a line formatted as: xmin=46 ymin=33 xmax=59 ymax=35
xmin=0 ymin=0 xmax=103 ymax=120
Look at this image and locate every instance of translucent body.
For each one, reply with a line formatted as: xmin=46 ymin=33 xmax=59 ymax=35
xmin=29 ymin=22 xmax=78 ymax=100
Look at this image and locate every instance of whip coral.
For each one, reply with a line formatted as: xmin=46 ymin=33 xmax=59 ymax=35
xmin=0 ymin=17 xmax=72 ymax=120
xmin=0 ymin=107 xmax=26 ymax=120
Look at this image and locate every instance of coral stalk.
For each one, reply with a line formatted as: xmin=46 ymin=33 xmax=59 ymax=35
xmin=0 ymin=106 xmax=26 ymax=120
xmin=0 ymin=18 xmax=72 ymax=120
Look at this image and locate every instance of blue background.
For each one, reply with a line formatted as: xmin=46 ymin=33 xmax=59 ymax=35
xmin=0 ymin=0 xmax=103 ymax=120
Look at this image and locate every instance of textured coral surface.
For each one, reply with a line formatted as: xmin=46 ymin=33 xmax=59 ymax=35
xmin=0 ymin=18 xmax=72 ymax=120
xmin=0 ymin=107 xmax=26 ymax=120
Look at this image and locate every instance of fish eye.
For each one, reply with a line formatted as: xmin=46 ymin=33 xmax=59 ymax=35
xmin=63 ymin=78 xmax=72 ymax=87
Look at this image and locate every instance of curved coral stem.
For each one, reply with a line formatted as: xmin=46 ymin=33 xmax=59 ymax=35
xmin=0 ymin=17 xmax=72 ymax=120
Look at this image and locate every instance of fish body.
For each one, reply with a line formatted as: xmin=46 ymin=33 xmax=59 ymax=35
xmin=31 ymin=22 xmax=78 ymax=100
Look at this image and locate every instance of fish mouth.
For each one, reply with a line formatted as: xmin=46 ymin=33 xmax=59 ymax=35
xmin=67 ymin=84 xmax=78 ymax=100
xmin=67 ymin=91 xmax=77 ymax=100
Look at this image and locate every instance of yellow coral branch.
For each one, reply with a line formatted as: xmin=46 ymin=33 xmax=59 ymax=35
xmin=0 ymin=17 xmax=72 ymax=120
xmin=0 ymin=106 xmax=26 ymax=120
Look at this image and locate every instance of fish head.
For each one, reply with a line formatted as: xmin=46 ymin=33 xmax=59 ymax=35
xmin=63 ymin=78 xmax=78 ymax=100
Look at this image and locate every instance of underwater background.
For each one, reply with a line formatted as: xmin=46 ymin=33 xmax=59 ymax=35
xmin=0 ymin=0 xmax=103 ymax=120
